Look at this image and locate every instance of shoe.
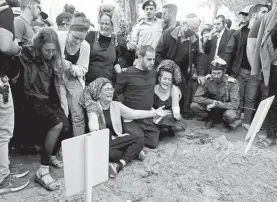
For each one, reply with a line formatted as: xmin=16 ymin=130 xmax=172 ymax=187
xmin=202 ymin=120 xmax=215 ymax=129
xmin=0 ymin=175 xmax=29 ymax=195
xmin=137 ymin=150 xmax=146 ymax=161
xmin=230 ymin=119 xmax=242 ymax=129
xmin=109 ymin=162 xmax=123 ymax=178
xmin=220 ymin=123 xmax=231 ymax=133
xmin=242 ymin=123 xmax=250 ymax=131
xmin=9 ymin=164 xmax=29 ymax=178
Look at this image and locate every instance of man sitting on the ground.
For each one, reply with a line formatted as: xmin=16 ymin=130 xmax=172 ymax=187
xmin=190 ymin=58 xmax=241 ymax=133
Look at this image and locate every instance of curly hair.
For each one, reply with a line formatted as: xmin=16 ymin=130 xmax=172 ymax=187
xmin=157 ymin=60 xmax=182 ymax=85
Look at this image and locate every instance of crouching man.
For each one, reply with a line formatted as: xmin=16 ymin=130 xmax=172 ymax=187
xmin=190 ymin=58 xmax=241 ymax=133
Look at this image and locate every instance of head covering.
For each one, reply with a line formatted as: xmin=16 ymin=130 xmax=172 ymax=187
xmin=64 ymin=4 xmax=76 ymax=15
xmin=142 ymin=0 xmax=157 ymax=10
xmin=157 ymin=60 xmax=182 ymax=85
xmin=56 ymin=12 xmax=72 ymax=26
xmin=239 ymin=5 xmax=254 ymax=15
xmin=201 ymin=28 xmax=212 ymax=37
xmin=211 ymin=58 xmax=227 ymax=70
xmin=87 ymin=78 xmax=112 ymax=101
xmin=98 ymin=4 xmax=121 ymax=34
xmin=70 ymin=16 xmax=90 ymax=30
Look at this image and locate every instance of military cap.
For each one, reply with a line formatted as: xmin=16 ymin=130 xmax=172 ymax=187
xmin=142 ymin=0 xmax=156 ymax=10
xmin=211 ymin=58 xmax=227 ymax=70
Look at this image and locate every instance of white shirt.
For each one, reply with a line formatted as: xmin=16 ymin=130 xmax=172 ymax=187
xmin=214 ymin=28 xmax=225 ymax=59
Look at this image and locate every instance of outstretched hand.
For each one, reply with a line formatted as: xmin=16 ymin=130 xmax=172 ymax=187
xmin=0 ymin=1 xmax=8 ymax=13
xmin=155 ymin=106 xmax=171 ymax=117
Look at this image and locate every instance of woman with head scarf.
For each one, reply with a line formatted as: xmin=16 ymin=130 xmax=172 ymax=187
xmin=57 ymin=12 xmax=90 ymax=136
xmin=85 ymin=4 xmax=122 ymax=84
xmin=153 ymin=60 xmax=187 ymax=136
xmin=79 ymin=77 xmax=168 ymax=178
xmin=19 ymin=28 xmax=69 ymax=190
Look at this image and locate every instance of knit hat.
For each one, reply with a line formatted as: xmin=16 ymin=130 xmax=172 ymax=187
xmin=157 ymin=60 xmax=182 ymax=85
xmin=70 ymin=16 xmax=90 ymax=30
xmin=56 ymin=12 xmax=72 ymax=26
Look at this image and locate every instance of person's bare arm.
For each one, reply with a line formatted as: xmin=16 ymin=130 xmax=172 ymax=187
xmin=87 ymin=112 xmax=100 ymax=132
xmin=0 ymin=28 xmax=21 ymax=56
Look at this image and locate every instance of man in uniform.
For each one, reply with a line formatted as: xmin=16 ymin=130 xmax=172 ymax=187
xmin=127 ymin=0 xmax=163 ymax=50
xmin=190 ymin=58 xmax=241 ymax=132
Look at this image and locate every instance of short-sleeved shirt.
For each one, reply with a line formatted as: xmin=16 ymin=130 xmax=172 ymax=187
xmin=248 ymin=18 xmax=262 ymax=39
xmin=128 ymin=18 xmax=163 ymax=49
xmin=14 ymin=16 xmax=35 ymax=45
xmin=0 ymin=6 xmax=14 ymax=76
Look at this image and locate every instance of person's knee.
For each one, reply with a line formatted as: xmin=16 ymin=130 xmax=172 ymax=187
xmin=223 ymin=110 xmax=240 ymax=123
xmin=146 ymin=135 xmax=159 ymax=149
xmin=53 ymin=122 xmax=63 ymax=131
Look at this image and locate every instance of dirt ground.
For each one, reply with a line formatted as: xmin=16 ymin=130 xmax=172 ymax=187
xmin=1 ymin=120 xmax=277 ymax=202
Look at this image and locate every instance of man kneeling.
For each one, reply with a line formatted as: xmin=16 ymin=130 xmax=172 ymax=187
xmin=191 ymin=58 xmax=241 ymax=133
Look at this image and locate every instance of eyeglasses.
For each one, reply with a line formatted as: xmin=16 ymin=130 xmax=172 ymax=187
xmin=102 ymin=88 xmax=114 ymax=93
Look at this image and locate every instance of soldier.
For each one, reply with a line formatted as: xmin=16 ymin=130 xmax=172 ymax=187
xmin=127 ymin=0 xmax=163 ymax=50
xmin=190 ymin=58 xmax=241 ymax=133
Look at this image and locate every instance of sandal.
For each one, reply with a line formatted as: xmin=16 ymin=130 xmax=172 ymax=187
xmin=35 ymin=172 xmax=60 ymax=191
xmin=49 ymin=156 xmax=63 ymax=168
xmin=255 ymin=138 xmax=276 ymax=149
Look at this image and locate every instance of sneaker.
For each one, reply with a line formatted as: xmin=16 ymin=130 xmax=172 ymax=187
xmin=109 ymin=162 xmax=123 ymax=178
xmin=9 ymin=164 xmax=29 ymax=178
xmin=137 ymin=150 xmax=146 ymax=161
xmin=0 ymin=176 xmax=29 ymax=195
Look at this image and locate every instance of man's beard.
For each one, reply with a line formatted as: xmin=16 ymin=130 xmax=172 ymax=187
xmin=6 ymin=0 xmax=20 ymax=7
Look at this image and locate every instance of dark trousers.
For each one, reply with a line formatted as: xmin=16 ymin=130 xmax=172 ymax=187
xmin=264 ymin=65 xmax=277 ymax=139
xmin=123 ymin=118 xmax=160 ymax=149
xmin=110 ymin=135 xmax=144 ymax=163
xmin=190 ymin=102 xmax=240 ymax=124
xmin=236 ymin=68 xmax=261 ymax=124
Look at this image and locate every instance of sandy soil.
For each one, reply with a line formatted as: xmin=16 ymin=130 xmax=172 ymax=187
xmin=1 ymin=120 xmax=277 ymax=202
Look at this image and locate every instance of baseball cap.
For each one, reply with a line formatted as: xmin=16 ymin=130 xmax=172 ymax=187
xmin=238 ymin=5 xmax=254 ymax=15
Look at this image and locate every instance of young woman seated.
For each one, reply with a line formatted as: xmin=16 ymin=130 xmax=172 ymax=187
xmin=153 ymin=60 xmax=187 ymax=136
xmin=79 ymin=77 xmax=168 ymax=178
xmin=19 ymin=28 xmax=70 ymax=191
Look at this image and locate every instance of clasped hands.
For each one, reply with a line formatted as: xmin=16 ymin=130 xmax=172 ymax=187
xmin=206 ymin=100 xmax=221 ymax=111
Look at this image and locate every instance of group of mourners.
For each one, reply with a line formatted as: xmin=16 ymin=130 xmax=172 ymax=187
xmin=1 ymin=0 xmax=277 ymax=195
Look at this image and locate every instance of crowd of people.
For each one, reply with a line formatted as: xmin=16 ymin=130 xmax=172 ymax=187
xmin=0 ymin=0 xmax=276 ymax=195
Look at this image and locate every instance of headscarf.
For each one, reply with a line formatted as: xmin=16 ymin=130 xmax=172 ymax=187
xmin=79 ymin=77 xmax=112 ymax=130
xmin=157 ymin=60 xmax=182 ymax=85
xmin=98 ymin=4 xmax=120 ymax=34
xmin=56 ymin=12 xmax=72 ymax=26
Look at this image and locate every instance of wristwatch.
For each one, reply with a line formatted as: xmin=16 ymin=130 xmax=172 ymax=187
xmin=214 ymin=101 xmax=220 ymax=106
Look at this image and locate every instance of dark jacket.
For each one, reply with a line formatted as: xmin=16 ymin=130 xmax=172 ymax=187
xmin=19 ymin=47 xmax=61 ymax=103
xmin=155 ymin=26 xmax=203 ymax=76
xmin=223 ymin=25 xmax=250 ymax=75
xmin=204 ymin=29 xmax=233 ymax=68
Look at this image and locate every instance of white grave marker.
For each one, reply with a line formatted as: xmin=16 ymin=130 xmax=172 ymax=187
xmin=62 ymin=129 xmax=109 ymax=201
xmin=244 ymin=96 xmax=275 ymax=154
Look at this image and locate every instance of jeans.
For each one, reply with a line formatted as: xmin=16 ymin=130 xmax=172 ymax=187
xmin=60 ymin=78 xmax=85 ymax=136
xmin=236 ymin=68 xmax=261 ymax=124
xmin=264 ymin=65 xmax=277 ymax=139
xmin=0 ymin=80 xmax=14 ymax=183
